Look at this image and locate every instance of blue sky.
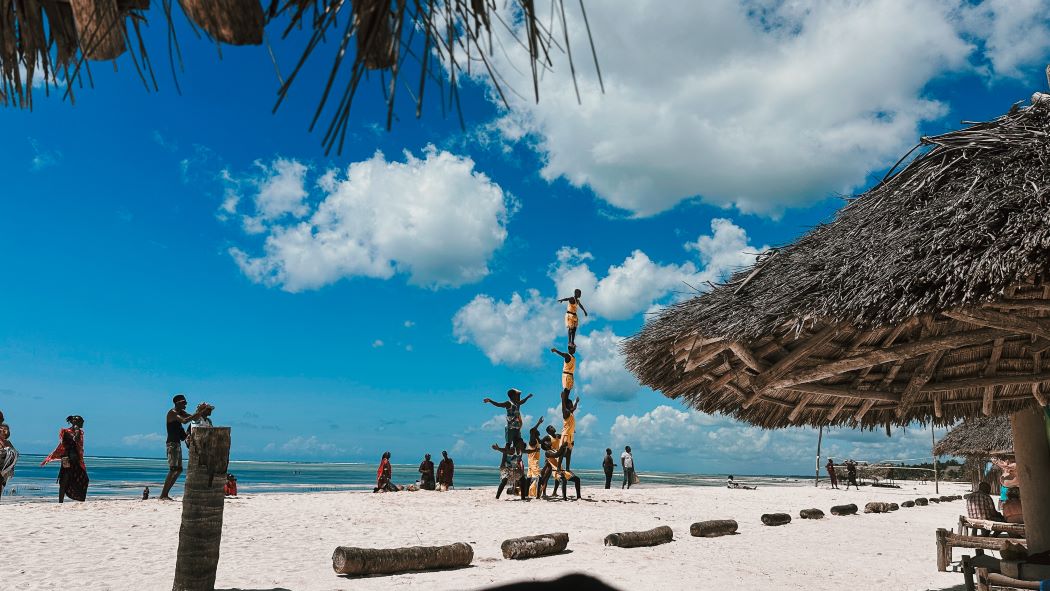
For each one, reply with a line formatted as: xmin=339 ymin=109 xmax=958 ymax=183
xmin=2 ymin=1 xmax=1050 ymax=474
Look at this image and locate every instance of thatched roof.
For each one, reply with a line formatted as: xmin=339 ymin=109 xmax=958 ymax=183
xmin=934 ymin=415 xmax=1013 ymax=458
xmin=624 ymin=92 xmax=1050 ymax=430
xmin=0 ymin=1 xmax=597 ymax=153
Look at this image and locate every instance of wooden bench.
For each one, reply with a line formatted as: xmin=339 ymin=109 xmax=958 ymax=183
xmin=957 ymin=516 xmax=1026 ymax=538
xmin=961 ymin=555 xmax=1050 ymax=591
xmin=936 ymin=528 xmax=1028 ymax=572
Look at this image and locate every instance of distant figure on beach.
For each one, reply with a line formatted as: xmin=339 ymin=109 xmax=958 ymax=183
xmin=603 ymin=448 xmax=616 ymax=489
xmin=142 ymin=486 xmax=150 ymax=500
xmin=621 ymin=446 xmax=637 ymax=489
xmin=42 ymin=415 xmax=88 ymax=503
xmin=374 ymin=451 xmax=399 ymax=492
xmin=966 ymin=481 xmax=1005 ymax=522
xmin=558 ymin=289 xmax=588 ymax=346
xmin=437 ymin=450 xmax=454 ymax=491
xmin=550 ymin=345 xmax=577 ymax=392
xmin=844 ymin=459 xmax=859 ymax=490
xmin=491 ymin=439 xmax=531 ymax=500
xmin=161 ymin=394 xmax=206 ymax=500
xmin=483 ymin=389 xmax=534 ymax=465
xmin=826 ymin=458 xmax=838 ymax=489
xmin=726 ymin=475 xmax=756 ymax=490
xmin=1002 ymin=487 xmax=1023 ymax=524
xmin=0 ymin=422 xmax=17 ymax=502
xmin=224 ymin=474 xmax=238 ymax=497
xmin=418 ymin=454 xmax=436 ymax=490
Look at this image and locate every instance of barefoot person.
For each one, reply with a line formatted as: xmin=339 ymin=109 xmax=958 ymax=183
xmin=42 ymin=415 xmax=88 ymax=503
xmin=541 ymin=435 xmax=581 ymax=500
xmin=0 ymin=423 xmax=17 ymax=502
xmin=558 ymin=388 xmax=580 ymax=471
xmin=557 ymin=289 xmax=588 ymax=346
xmin=418 ymin=453 xmax=436 ymax=490
xmin=483 ymin=389 xmax=534 ymax=465
xmin=826 ymin=458 xmax=839 ymax=489
xmin=491 ymin=439 xmax=533 ymax=500
xmin=602 ymin=448 xmax=616 ymax=489
xmin=550 ymin=345 xmax=577 ymax=392
xmin=160 ymin=394 xmax=205 ymax=500
xmin=436 ymin=450 xmax=454 ymax=491
xmin=374 ymin=451 xmax=399 ymax=492
xmin=524 ymin=417 xmax=545 ymax=498
xmin=621 ymin=446 xmax=636 ymax=490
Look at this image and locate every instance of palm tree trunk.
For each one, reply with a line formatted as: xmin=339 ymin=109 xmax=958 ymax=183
xmin=173 ymin=427 xmax=231 ymax=591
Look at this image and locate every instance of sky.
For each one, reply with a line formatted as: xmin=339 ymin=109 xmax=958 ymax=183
xmin=2 ymin=0 xmax=1050 ymax=474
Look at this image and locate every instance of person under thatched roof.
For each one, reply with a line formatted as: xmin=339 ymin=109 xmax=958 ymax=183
xmin=934 ymin=415 xmax=1013 ymax=459
xmin=624 ymin=91 xmax=1050 ymax=431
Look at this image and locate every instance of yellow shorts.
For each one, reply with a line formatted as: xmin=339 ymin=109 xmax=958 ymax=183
xmin=562 ymin=372 xmax=574 ymax=390
xmin=565 ymin=312 xmax=578 ymax=329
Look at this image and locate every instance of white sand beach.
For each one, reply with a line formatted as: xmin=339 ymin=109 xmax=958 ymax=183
xmin=0 ymin=481 xmax=974 ymax=590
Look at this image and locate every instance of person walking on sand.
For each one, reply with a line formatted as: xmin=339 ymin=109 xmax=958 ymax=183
xmin=418 ymin=453 xmax=436 ymax=490
xmin=437 ymin=450 xmax=454 ymax=491
xmin=558 ymin=289 xmax=588 ymax=346
xmin=374 ymin=451 xmax=399 ymax=492
xmin=826 ymin=458 xmax=839 ymax=489
xmin=0 ymin=422 xmax=17 ymax=502
xmin=160 ymin=394 xmax=206 ymax=500
xmin=844 ymin=459 xmax=859 ymax=491
xmin=621 ymin=446 xmax=636 ymax=489
xmin=602 ymin=448 xmax=616 ymax=489
xmin=42 ymin=415 xmax=89 ymax=502
xmin=550 ymin=345 xmax=577 ymax=392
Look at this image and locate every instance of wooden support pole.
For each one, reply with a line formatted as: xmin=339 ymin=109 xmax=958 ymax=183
xmin=854 ymin=399 xmax=877 ymax=422
xmin=814 ymin=426 xmax=822 ymax=487
xmin=1033 ymin=351 xmax=1048 ymax=407
xmin=897 ymin=349 xmax=947 ymax=417
xmin=789 ymin=394 xmax=813 ymax=423
xmin=827 ymin=398 xmax=849 ymax=422
xmin=1012 ymin=407 xmax=1050 ymax=554
xmin=982 ymin=339 xmax=1004 ymax=416
xmin=173 ymin=427 xmax=231 ymax=591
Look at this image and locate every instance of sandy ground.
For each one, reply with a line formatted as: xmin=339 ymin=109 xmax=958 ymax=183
xmin=0 ymin=481 xmax=975 ymax=590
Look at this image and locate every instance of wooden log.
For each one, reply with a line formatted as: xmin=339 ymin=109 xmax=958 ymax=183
xmin=799 ymin=508 xmax=825 ymax=520
xmin=927 ymin=497 xmax=940 ymax=504
xmin=69 ymin=0 xmax=127 ymax=60
xmin=178 ymin=0 xmax=264 ymax=46
xmin=938 ymin=496 xmax=952 ymax=502
xmin=915 ymin=498 xmax=929 ymax=506
xmin=760 ymin=513 xmax=791 ymax=526
xmin=901 ymin=500 xmax=915 ymax=508
xmin=332 ymin=542 xmax=474 ymax=575
xmin=173 ymin=427 xmax=231 ymax=591
xmin=888 ymin=503 xmax=899 ymax=511
xmin=603 ymin=526 xmax=673 ymax=548
xmin=945 ymin=308 xmax=1050 ymax=342
xmin=864 ymin=502 xmax=892 ymax=514
xmin=936 ymin=528 xmax=950 ymax=572
xmin=689 ymin=520 xmax=738 ymax=537
xmin=830 ymin=504 xmax=858 ymax=516
xmin=500 ymin=533 xmax=568 ymax=560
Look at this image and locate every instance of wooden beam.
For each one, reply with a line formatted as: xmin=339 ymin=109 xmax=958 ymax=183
xmin=785 ymin=383 xmax=901 ymax=403
xmin=743 ymin=324 xmax=845 ymax=408
xmin=854 ymin=399 xmax=877 ymax=421
xmin=684 ymin=343 xmax=729 ymax=372
xmin=896 ymin=349 xmax=947 ymax=417
xmin=944 ymin=308 xmax=1050 ymax=342
xmin=729 ymin=342 xmax=767 ymax=373
xmin=1033 ymin=351 xmax=1048 ymax=407
xmin=981 ymin=338 xmax=1005 ymax=416
xmin=985 ymin=300 xmax=1050 ymax=312
xmin=934 ymin=392 xmax=943 ymax=418
xmin=983 ymin=385 xmax=997 ymax=416
xmin=674 ymin=334 xmax=723 ymax=363
xmin=827 ymin=398 xmax=849 ymax=422
xmin=788 ymin=394 xmax=813 ymax=422
xmin=767 ymin=328 xmax=1009 ymax=391
xmin=920 ymin=371 xmax=1050 ymax=392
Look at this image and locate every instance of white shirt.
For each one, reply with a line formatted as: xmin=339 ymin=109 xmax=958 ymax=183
xmin=621 ymin=451 xmax=634 ymax=469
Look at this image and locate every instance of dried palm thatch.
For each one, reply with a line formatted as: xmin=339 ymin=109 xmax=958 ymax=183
xmin=0 ymin=1 xmax=600 ymax=152
xmin=624 ymin=92 xmax=1050 ymax=430
xmin=934 ymin=415 xmax=1013 ymax=458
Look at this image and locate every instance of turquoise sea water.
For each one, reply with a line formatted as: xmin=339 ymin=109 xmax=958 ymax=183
xmin=0 ymin=454 xmax=810 ymax=501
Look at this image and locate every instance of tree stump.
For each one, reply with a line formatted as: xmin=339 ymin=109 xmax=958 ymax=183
xmin=500 ymin=533 xmax=568 ymax=559
xmin=689 ymin=520 xmax=738 ymax=537
xmin=915 ymin=498 xmax=929 ymax=506
xmin=332 ymin=542 xmax=474 ymax=575
xmin=799 ymin=508 xmax=825 ymax=520
xmin=761 ymin=513 xmax=791 ymax=526
xmin=928 ymin=497 xmax=940 ymax=504
xmin=888 ymin=503 xmax=899 ymax=511
xmin=901 ymin=500 xmax=915 ymax=508
xmin=830 ymin=504 xmax=858 ymax=516
xmin=178 ymin=0 xmax=264 ymax=45
xmin=604 ymin=526 xmax=673 ymax=548
xmin=172 ymin=427 xmax=231 ymax=591
xmin=864 ymin=502 xmax=891 ymax=514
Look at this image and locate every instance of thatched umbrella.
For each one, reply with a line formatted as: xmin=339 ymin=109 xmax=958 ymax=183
xmin=624 ymin=91 xmax=1050 ymax=555
xmin=935 ymin=415 xmax=1013 ymax=490
xmin=0 ymin=1 xmax=599 ymax=152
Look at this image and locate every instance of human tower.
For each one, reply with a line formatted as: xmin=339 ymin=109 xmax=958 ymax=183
xmin=482 ymin=289 xmax=587 ymax=500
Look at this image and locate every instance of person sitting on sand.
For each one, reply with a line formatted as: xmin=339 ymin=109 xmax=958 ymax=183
xmin=418 ymin=453 xmax=436 ymax=490
xmin=550 ymin=345 xmax=577 ymax=392
xmin=558 ymin=289 xmax=588 ymax=346
xmin=826 ymin=458 xmax=839 ymax=489
xmin=491 ymin=439 xmax=534 ymax=500
xmin=224 ymin=474 xmax=238 ymax=497
xmin=0 ymin=422 xmax=18 ymax=502
xmin=726 ymin=475 xmax=756 ymax=490
xmin=161 ymin=394 xmax=206 ymax=500
xmin=966 ymin=481 xmax=1006 ymax=524
xmin=483 ymin=389 xmax=534 ymax=466
xmin=541 ymin=435 xmax=581 ymax=501
xmin=374 ymin=451 xmax=400 ymax=493
xmin=436 ymin=450 xmax=454 ymax=491
xmin=42 ymin=415 xmax=89 ymax=503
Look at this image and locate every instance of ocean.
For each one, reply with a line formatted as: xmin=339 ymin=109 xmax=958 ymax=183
xmin=1 ymin=454 xmax=810 ymax=501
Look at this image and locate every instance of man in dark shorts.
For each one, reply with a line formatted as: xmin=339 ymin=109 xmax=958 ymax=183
xmin=160 ymin=394 xmax=204 ymax=500
xmin=844 ymin=459 xmax=860 ymax=491
xmin=602 ymin=448 xmax=615 ymax=489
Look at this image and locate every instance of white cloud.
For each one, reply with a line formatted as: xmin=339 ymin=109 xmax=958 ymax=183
xmin=371 ymin=339 xmax=384 ymax=348
xmin=685 ymin=218 xmax=767 ymax=285
xmin=228 ymin=147 xmax=512 ymax=291
xmin=241 ymin=158 xmax=310 ymax=232
xmin=121 ymin=433 xmax=164 ymax=447
xmin=575 ymin=327 xmax=639 ymax=401
xmin=263 ymin=435 xmax=341 ymax=456
xmin=452 ymin=289 xmax=561 ymax=367
xmin=404 ymin=320 xmax=415 ymax=328
xmin=477 ymin=0 xmax=1050 ymax=216
xmin=29 ymin=138 xmax=60 ymax=172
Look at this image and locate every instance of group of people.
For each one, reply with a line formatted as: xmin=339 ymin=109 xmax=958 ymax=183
xmin=373 ymin=450 xmax=455 ymax=492
xmin=825 ymin=458 xmax=860 ymax=490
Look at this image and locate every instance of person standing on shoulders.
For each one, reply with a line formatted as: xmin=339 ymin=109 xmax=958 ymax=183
xmin=621 ymin=446 xmax=635 ymax=490
xmin=602 ymin=448 xmax=616 ymax=489
xmin=160 ymin=394 xmax=204 ymax=501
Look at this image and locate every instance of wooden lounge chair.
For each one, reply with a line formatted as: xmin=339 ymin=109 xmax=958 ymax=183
xmin=958 ymin=516 xmax=1026 ymax=538
xmin=936 ymin=528 xmax=1028 ymax=572
xmin=961 ymin=555 xmax=1050 ymax=591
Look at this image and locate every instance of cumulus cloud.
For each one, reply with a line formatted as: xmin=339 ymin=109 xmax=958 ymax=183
xmin=121 ymin=433 xmax=164 ymax=447
xmin=228 ymin=147 xmax=512 ymax=291
xmin=478 ymin=0 xmax=1050 ymax=216
xmin=575 ymin=327 xmax=640 ymax=401
xmin=29 ymin=138 xmax=61 ymax=172
xmin=264 ymin=435 xmax=341 ymax=456
xmin=371 ymin=339 xmax=384 ymax=348
xmin=452 ymin=289 xmax=562 ymax=366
